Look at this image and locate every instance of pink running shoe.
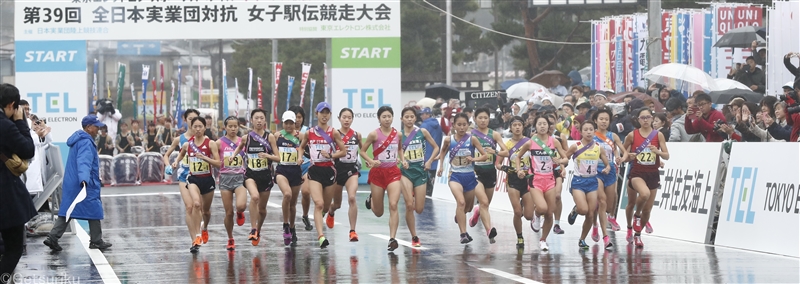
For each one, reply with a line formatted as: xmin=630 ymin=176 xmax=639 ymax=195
xmin=633 ymin=216 xmax=643 ymax=232
xmin=645 ymin=222 xmax=653 ymax=234
xmin=634 ymin=235 xmax=644 ymax=248
xmin=626 ymin=229 xmax=634 ymax=243
xmin=591 ymin=227 xmax=600 ymax=242
xmin=469 ymin=205 xmax=480 ymax=227
xmin=607 ymin=216 xmax=621 ymax=231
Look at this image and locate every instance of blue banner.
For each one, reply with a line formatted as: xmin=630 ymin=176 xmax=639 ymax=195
xmin=615 ymin=35 xmax=623 ymax=93
xmin=681 ymin=13 xmax=691 ymax=65
xmin=15 ymin=40 xmax=87 ymax=72
xmin=286 ymin=76 xmax=295 ymax=111
xmin=632 ymin=31 xmax=639 ymax=91
xmin=309 ymin=79 xmax=316 ymax=127
xmin=703 ymin=11 xmax=713 ymax=73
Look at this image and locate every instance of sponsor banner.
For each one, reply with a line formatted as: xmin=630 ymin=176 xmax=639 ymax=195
xmin=661 ymin=12 xmax=671 ymax=64
xmin=15 ymin=0 xmax=400 ymax=40
xmin=16 ymin=72 xmax=87 ymax=144
xmin=633 ymin=14 xmax=648 ymax=88
xmin=329 ymin=68 xmax=400 ymax=135
xmin=464 ymin=90 xmax=501 ymax=110
xmin=331 ymin=37 xmax=401 ymax=68
xmin=715 ymin=143 xmax=800 ymax=257
xmin=15 ymin=40 xmax=86 ymax=72
xmin=623 ymin=16 xmax=634 ymax=91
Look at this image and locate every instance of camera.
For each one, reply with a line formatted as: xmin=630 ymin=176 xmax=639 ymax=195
xmin=779 ymin=91 xmax=799 ymax=106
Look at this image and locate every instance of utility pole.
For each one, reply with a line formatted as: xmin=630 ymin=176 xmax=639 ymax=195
xmin=445 ymin=0 xmax=452 ymax=86
xmin=218 ymin=39 xmax=224 ymax=123
xmin=647 ymin=0 xmax=662 ymax=70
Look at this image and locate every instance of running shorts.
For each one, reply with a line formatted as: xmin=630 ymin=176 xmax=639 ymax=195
xmin=335 ymin=163 xmax=361 ymax=186
xmin=177 ymin=166 xmax=189 ymax=183
xmin=219 ymin=173 xmax=245 ymax=191
xmin=308 ymin=165 xmax=336 ymax=188
xmin=629 ymin=169 xmax=660 ymax=190
xmin=449 ymin=172 xmax=479 ymax=192
xmin=596 ymin=164 xmax=617 ymax=187
xmin=507 ymin=174 xmax=530 ymax=196
xmin=475 ymin=167 xmax=497 ymax=189
xmin=530 ymin=174 xmax=556 ymax=192
xmin=570 ymin=176 xmax=598 ymax=194
xmin=401 ymin=163 xmax=428 ymax=188
xmin=368 ymin=166 xmax=401 ymax=189
xmin=245 ymin=169 xmax=274 ymax=192
xmin=188 ymin=175 xmax=216 ymax=195
xmin=275 ymin=165 xmax=304 ymax=187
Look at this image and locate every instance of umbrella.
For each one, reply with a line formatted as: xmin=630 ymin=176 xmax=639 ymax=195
xmin=714 ymin=26 xmax=766 ymax=48
xmin=708 ymin=89 xmax=764 ymax=104
xmin=711 ymin=78 xmax=750 ymax=91
xmin=608 ymin=91 xmax=665 ymax=112
xmin=416 ymin=97 xmax=436 ymax=109
xmin=425 ymin=84 xmax=459 ymax=100
xmin=529 ymin=70 xmax=570 ymax=88
xmin=756 ymin=27 xmax=766 ymax=41
xmin=645 ymin=63 xmax=718 ymax=92
xmin=506 ymin=82 xmax=546 ymax=100
xmin=501 ymin=79 xmax=526 ymax=90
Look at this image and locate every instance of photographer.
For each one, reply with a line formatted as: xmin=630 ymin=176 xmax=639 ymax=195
xmin=95 ymin=99 xmax=121 ymax=145
xmin=0 ymin=83 xmax=37 ymax=278
xmin=685 ymin=93 xmax=741 ymax=142
xmin=780 ymin=82 xmax=800 ymax=142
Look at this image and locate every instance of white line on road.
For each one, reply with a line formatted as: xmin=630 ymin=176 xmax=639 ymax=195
xmin=476 ymin=268 xmax=543 ymax=284
xmin=73 ymin=220 xmax=121 ymax=284
xmin=369 ymin=234 xmax=429 ymax=250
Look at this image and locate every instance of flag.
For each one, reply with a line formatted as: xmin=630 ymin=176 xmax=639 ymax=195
xmin=298 ymin=63 xmax=312 ymax=108
xmin=106 ymin=81 xmax=111 ymax=99
xmin=323 ymin=63 xmax=328 ymax=103
xmin=222 ymin=59 xmax=229 ymax=119
xmin=247 ymin=67 xmax=252 ymax=123
xmin=116 ymin=64 xmax=125 ymax=114
xmin=141 ymin=65 xmax=150 ymax=128
xmin=91 ymin=59 xmax=98 ymax=113
xmin=151 ymin=78 xmax=157 ymax=131
xmin=159 ymin=61 xmax=165 ymax=116
xmin=234 ymin=78 xmax=239 ymax=118
xmin=170 ymin=80 xmax=175 ymax=121
xmin=176 ymin=64 xmax=183 ymax=129
xmin=309 ymin=79 xmax=316 ymax=127
xmin=131 ymin=83 xmax=137 ymax=120
xmin=198 ymin=67 xmax=203 ymax=108
xmin=286 ymin=76 xmax=295 ymax=111
xmin=272 ymin=62 xmax=282 ymax=123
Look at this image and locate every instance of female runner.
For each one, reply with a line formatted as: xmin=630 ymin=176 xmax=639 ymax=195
xmin=437 ymin=113 xmax=496 ymax=244
xmin=592 ymin=107 xmax=629 ymax=241
xmin=299 ymin=102 xmax=347 ymax=248
xmin=231 ymin=109 xmax=278 ymax=246
xmin=163 ymin=110 xmax=204 ymax=246
xmin=216 ymin=116 xmax=248 ymax=251
xmin=291 ymin=106 xmax=314 ymax=231
xmin=514 ymin=115 xmax=568 ymax=251
xmin=326 ymin=108 xmax=363 ymax=242
xmin=361 ymin=106 xmax=416 ymax=251
xmin=173 ymin=117 xmax=221 ymax=253
xmin=563 ymin=121 xmax=613 ymax=250
xmin=504 ymin=116 xmax=534 ymax=249
xmin=468 ymin=107 xmax=508 ymax=227
xmin=398 ymin=107 xmax=440 ymax=247
xmin=274 ymin=111 xmax=305 ymax=246
xmin=623 ymin=107 xmax=669 ymax=248
xmin=544 ymin=111 xmax=567 ymax=235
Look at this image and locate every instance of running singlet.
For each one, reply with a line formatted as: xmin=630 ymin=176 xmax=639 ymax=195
xmin=308 ymin=126 xmax=335 ymax=167
xmin=179 ymin=134 xmax=190 ymax=168
xmin=373 ymin=128 xmax=399 ymax=168
xmin=245 ymin=131 xmax=271 ymax=171
xmin=337 ymin=129 xmax=360 ymax=164
xmin=402 ymin=127 xmax=425 ymax=165
xmin=529 ymin=136 xmax=556 ymax=176
xmin=594 ymin=131 xmax=616 ymax=166
xmin=473 ymin=129 xmax=496 ymax=169
xmin=573 ymin=141 xmax=601 ymax=177
xmin=505 ymin=138 xmax=531 ymax=170
xmin=300 ymin=126 xmax=311 ymax=165
xmin=449 ymin=135 xmax=474 ymax=173
xmin=219 ymin=136 xmax=245 ymax=174
xmin=188 ymin=137 xmax=212 ymax=177
xmin=632 ymin=129 xmax=660 ymax=171
xmin=277 ymin=130 xmax=300 ymax=166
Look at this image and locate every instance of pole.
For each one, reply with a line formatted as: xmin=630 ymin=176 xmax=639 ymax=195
xmin=445 ymin=0 xmax=453 ymax=85
xmin=647 ymin=0 xmax=662 ymax=70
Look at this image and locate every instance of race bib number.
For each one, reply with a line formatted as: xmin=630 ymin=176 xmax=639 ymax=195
xmin=189 ymin=157 xmax=210 ymax=175
xmin=341 ymin=145 xmax=359 ymax=163
xmin=311 ymin=144 xmax=332 ymax=162
xmin=279 ymin=147 xmax=298 ymax=165
xmin=534 ymin=155 xmax=552 ymax=174
xmin=578 ymin=159 xmax=598 ymax=176
xmin=247 ymin=153 xmax=269 ymax=170
xmin=223 ymin=152 xmax=243 ymax=168
xmin=636 ymin=148 xmax=656 ymax=166
xmin=451 ymin=149 xmax=472 ymax=167
xmin=378 ymin=144 xmax=398 ymax=163
xmin=404 ymin=144 xmax=424 ymax=163
xmin=474 ymin=147 xmax=493 ymax=166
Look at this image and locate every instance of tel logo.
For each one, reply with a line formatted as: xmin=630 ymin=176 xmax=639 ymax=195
xmin=726 ymin=167 xmax=757 ymax=224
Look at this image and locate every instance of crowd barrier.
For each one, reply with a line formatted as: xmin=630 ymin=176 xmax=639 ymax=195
xmin=431 ymin=140 xmax=800 ymax=258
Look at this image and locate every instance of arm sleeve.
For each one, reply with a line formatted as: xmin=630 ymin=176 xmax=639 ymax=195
xmin=767 ymin=122 xmax=791 ymax=141
xmin=669 ymin=123 xmax=682 ymax=142
xmin=76 ymin=140 xmax=93 ymax=183
xmin=785 ymin=57 xmax=800 ymax=77
xmin=7 ymin=119 xmax=35 ymax=160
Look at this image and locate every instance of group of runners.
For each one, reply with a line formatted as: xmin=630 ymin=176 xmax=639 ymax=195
xmin=161 ymin=102 xmax=668 ymax=253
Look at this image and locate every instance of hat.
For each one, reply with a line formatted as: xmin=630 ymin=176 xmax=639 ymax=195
xmin=420 ymin=107 xmax=432 ymax=114
xmin=315 ymin=102 xmax=332 ymax=112
xmin=595 ymin=92 xmax=608 ymax=98
xmin=576 ymin=101 xmax=592 ymax=109
xmin=530 ymin=104 xmax=542 ymax=111
xmin=81 ymin=114 xmax=105 ymax=128
xmin=282 ymin=111 xmax=296 ymax=122
xmin=784 ymin=81 xmax=795 ymax=89
xmin=560 ymin=102 xmax=574 ymax=110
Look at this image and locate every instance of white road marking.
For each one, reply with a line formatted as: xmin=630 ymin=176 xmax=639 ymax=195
xmin=476 ymin=268 xmax=543 ymax=284
xmin=369 ymin=234 xmax=429 ymax=250
xmin=73 ymin=220 xmax=121 ymax=284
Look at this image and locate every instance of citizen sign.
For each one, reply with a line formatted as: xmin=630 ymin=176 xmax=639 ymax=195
xmin=469 ymin=91 xmax=498 ymax=99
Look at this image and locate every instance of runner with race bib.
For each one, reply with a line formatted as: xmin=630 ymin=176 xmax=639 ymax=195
xmin=622 ymin=107 xmax=670 ymax=248
xmin=437 ymin=113 xmax=496 ymax=245
xmin=592 ymin=107 xmax=630 ymax=237
xmin=162 ymin=109 xmax=200 ymax=252
xmin=503 ymin=116 xmax=534 ymax=250
xmin=274 ymin=111 xmax=305 ymax=246
xmin=544 ymin=112 xmax=568 ymax=235
xmin=290 ymin=106 xmax=315 ymax=232
xmin=215 ymin=116 xmax=248 ymax=251
xmin=329 ymin=108 xmax=363 ymax=242
xmin=468 ymin=107 xmax=509 ymax=229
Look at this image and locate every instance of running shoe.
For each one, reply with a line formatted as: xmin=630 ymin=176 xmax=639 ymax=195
xmin=326 ymin=213 xmax=335 ymax=229
xmin=488 ymin=227 xmax=498 ymax=244
xmin=516 ymin=237 xmax=525 ymax=249
xmin=578 ymin=239 xmax=589 ymax=249
xmin=591 ymin=226 xmax=600 ymax=242
xmin=249 ymin=229 xmax=260 ymax=246
xmin=539 ymin=240 xmax=549 ymax=251
xmin=290 ymin=228 xmax=298 ymax=245
xmin=388 ymin=238 xmax=399 ymax=251
xmin=319 ymin=236 xmax=330 ymax=249
xmin=191 ymin=236 xmax=202 ymax=253
xmin=567 ymin=205 xmax=578 ymax=225
xmin=460 ymin=234 xmax=472 ymax=244
xmin=645 ymin=222 xmax=653 ymax=234
xmin=531 ymin=215 xmax=541 ymax=232
xmin=469 ymin=205 xmax=480 ymax=227
xmin=226 ymin=238 xmax=236 ymax=251
xmin=603 ymin=235 xmax=613 ymax=250
xmin=607 ymin=215 xmax=621 ymax=231
xmin=201 ymin=229 xmax=209 ymax=244
xmin=633 ymin=216 xmax=643 ymax=232
xmin=349 ymin=230 xmax=359 ymax=242
xmin=411 ymin=236 xmax=421 ymax=247
xmin=302 ymin=216 xmax=313 ymax=231
xmin=634 ymin=235 xmax=644 ymax=248
xmin=283 ymin=227 xmax=292 ymax=246
xmin=553 ymin=224 xmax=565 ymax=234
xmin=236 ymin=212 xmax=245 ymax=226
xmin=365 ymin=194 xmax=372 ymax=210
xmin=626 ymin=229 xmax=634 ymax=243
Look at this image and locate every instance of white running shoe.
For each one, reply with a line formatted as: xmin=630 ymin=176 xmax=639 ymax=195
xmin=539 ymin=240 xmax=549 ymax=251
xmin=531 ymin=215 xmax=541 ymax=232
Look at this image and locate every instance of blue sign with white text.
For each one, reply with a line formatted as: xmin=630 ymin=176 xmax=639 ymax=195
xmin=15 ymin=40 xmax=87 ymax=72
xmin=117 ymin=41 xmax=161 ymax=56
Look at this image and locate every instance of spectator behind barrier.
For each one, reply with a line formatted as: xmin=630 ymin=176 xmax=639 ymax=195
xmin=665 ymin=98 xmax=690 ymax=142
xmin=685 ymin=93 xmax=739 ymax=142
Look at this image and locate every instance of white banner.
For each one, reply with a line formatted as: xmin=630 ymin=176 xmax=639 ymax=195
xmin=329 ymin=68 xmax=400 ymax=135
xmin=715 ymin=143 xmax=800 ymax=257
xmin=634 ymin=14 xmax=649 ymax=88
xmin=15 ymin=0 xmax=400 ymax=40
xmin=767 ymin=1 xmax=800 ymax=96
xmin=298 ymin=63 xmax=312 ymax=108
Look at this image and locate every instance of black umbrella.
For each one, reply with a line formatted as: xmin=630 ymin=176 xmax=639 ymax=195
xmin=756 ymin=28 xmax=766 ymax=41
xmin=708 ymin=89 xmax=764 ymax=104
xmin=425 ymin=83 xmax=460 ymax=100
xmin=714 ymin=26 xmax=765 ymax=48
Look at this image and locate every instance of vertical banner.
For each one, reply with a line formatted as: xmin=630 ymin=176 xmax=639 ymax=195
xmin=150 ymin=78 xmax=156 ymax=129
xmin=272 ymin=62 xmax=283 ymax=122
xmin=159 ymin=61 xmax=165 ymax=116
xmin=608 ymin=18 xmax=617 ymax=90
xmin=91 ymin=59 xmax=98 ymax=113
xmin=615 ymin=35 xmax=624 ymax=93
xmin=298 ymin=63 xmax=312 ymax=108
xmin=234 ymin=78 xmax=239 ymax=118
xmin=623 ymin=16 xmax=634 ymax=91
xmin=601 ymin=22 xmax=610 ymax=90
xmin=635 ymin=14 xmax=649 ymax=88
xmin=679 ymin=13 xmax=690 ymax=65
xmin=116 ymin=64 xmax=125 ymax=114
xmin=662 ymin=12 xmax=672 ymax=64
xmin=106 ymin=81 xmax=111 ymax=100
xmin=222 ymin=59 xmax=229 ymax=119
xmin=198 ymin=67 xmax=203 ymax=108
xmin=591 ymin=22 xmax=597 ymax=90
xmin=671 ymin=13 xmax=678 ymax=63
xmin=131 ymin=83 xmax=137 ymax=120
xmin=703 ymin=10 xmax=713 ymax=74
xmin=247 ymin=68 xmax=252 ymax=120
xmin=286 ymin=76 xmax=295 ymax=111
xmin=692 ymin=12 xmax=705 ymax=70
xmin=141 ymin=65 xmax=150 ymax=126
xmin=309 ymin=79 xmax=317 ymax=127
xmin=323 ymin=63 xmax=328 ymax=103
xmin=176 ymin=64 xmax=182 ymax=128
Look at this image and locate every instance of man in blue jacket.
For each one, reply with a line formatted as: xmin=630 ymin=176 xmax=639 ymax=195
xmin=419 ymin=107 xmax=441 ymax=196
xmin=44 ymin=114 xmax=112 ymax=251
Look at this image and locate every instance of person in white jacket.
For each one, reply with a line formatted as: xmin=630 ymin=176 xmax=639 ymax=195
xmin=25 ymin=115 xmax=51 ymax=194
xmin=96 ymin=99 xmax=122 ymax=145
